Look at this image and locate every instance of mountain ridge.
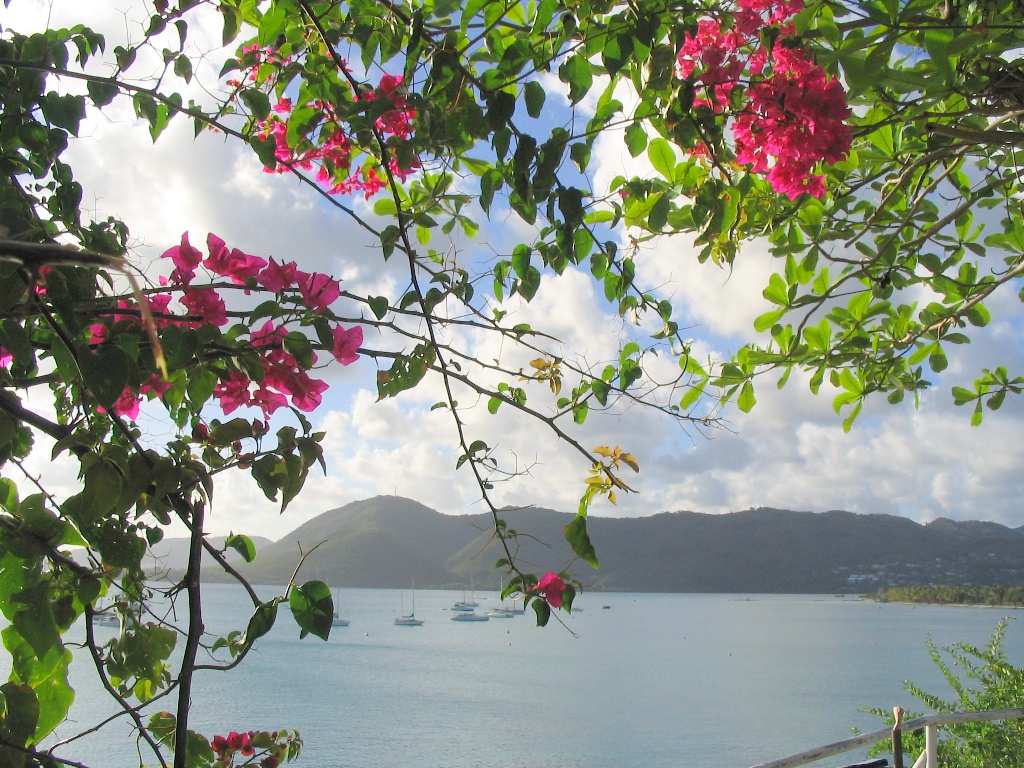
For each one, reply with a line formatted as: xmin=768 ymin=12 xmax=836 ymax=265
xmin=175 ymin=496 xmax=1024 ymax=593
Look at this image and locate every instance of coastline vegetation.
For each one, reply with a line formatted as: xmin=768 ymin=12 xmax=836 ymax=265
xmin=866 ymin=620 xmax=1024 ymax=768
xmin=870 ymin=585 xmax=1024 ymax=607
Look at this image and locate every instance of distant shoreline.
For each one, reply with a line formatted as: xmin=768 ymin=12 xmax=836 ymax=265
xmin=868 ymin=585 xmax=1024 ymax=609
xmin=872 ymin=600 xmax=1024 ymax=609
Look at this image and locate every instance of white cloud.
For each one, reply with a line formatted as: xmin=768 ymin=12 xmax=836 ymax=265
xmin=7 ymin=1 xmax=1024 ymax=544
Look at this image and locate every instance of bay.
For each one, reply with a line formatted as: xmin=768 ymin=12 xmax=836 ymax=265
xmin=49 ymin=587 xmax=1024 ymax=768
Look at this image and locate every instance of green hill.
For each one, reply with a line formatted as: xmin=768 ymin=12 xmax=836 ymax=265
xmin=179 ymin=496 xmax=1024 ymax=592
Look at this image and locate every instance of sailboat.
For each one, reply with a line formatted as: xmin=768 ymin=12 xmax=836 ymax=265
xmin=332 ymin=588 xmax=350 ymax=627
xmin=91 ymin=600 xmax=120 ymax=627
xmin=394 ymin=585 xmax=424 ymax=626
xmin=452 ymin=579 xmax=479 ymax=611
xmin=450 ymin=610 xmax=488 ymax=621
xmin=486 ymin=578 xmax=517 ymax=617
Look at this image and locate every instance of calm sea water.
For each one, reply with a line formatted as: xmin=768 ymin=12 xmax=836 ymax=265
xmin=46 ymin=587 xmax=1024 ymax=768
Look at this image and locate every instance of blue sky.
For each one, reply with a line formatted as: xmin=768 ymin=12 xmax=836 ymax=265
xmin=7 ymin=0 xmax=1024 ymax=540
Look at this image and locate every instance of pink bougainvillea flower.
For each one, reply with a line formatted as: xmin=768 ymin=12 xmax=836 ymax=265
xmin=88 ymin=323 xmax=108 ymax=345
xmin=294 ymin=270 xmax=340 ymax=312
xmin=377 ymin=73 xmax=405 ymax=95
xmin=389 ymin=156 xmax=421 ymax=183
xmin=111 ymin=298 xmax=142 ymax=325
xmin=180 ymin=288 xmax=228 ymax=327
xmin=359 ymin=166 xmax=387 ymax=198
xmin=532 ymin=572 xmax=568 ymax=608
xmin=257 ymin=257 xmax=299 ymax=293
xmin=211 ymin=735 xmax=229 ymax=757
xmin=206 ymin=233 xmax=228 ymax=264
xmin=249 ymin=385 xmax=289 ymax=417
xmin=146 ymin=293 xmax=175 ymax=324
xmin=251 ymin=320 xmax=286 ymax=347
xmin=205 ymin=236 xmax=268 ymax=285
xmin=162 ymin=232 xmax=203 ymax=285
xmin=214 ymin=373 xmax=253 ymax=415
xmin=331 ymin=324 xmax=362 ymax=365
xmin=733 ymin=46 xmax=851 ymax=200
xmin=677 ymin=0 xmax=850 ymax=201
xmin=264 ymin=367 xmax=329 ymax=412
xmin=0 ymin=347 xmax=12 ymax=368
xmin=140 ymin=373 xmax=173 ymax=399
xmin=226 ymin=731 xmax=252 ymax=753
xmin=289 ymin=374 xmax=329 ymax=412
xmin=106 ymin=386 xmax=142 ymax=421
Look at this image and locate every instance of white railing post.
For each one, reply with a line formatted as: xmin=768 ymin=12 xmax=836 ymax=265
xmin=925 ymin=723 xmax=938 ymax=768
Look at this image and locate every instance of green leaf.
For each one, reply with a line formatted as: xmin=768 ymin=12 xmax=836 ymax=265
xmin=244 ymin=599 xmax=280 ymax=644
xmin=0 ymin=479 xmax=18 ymax=513
xmin=763 ymin=273 xmax=790 ymax=306
xmin=12 ymin=587 xmax=60 ymax=658
xmin=225 ymin=534 xmax=257 ymax=563
xmin=737 ymin=380 xmax=756 ymax=412
xmin=511 ymin=244 xmax=532 ymax=279
xmin=951 ymin=386 xmax=976 ymax=405
xmin=531 ymin=598 xmax=551 ymax=627
xmin=558 ymin=54 xmax=593 ymax=104
xmin=679 ymin=380 xmax=705 ymax=410
xmin=185 ymin=368 xmax=217 ymax=410
xmin=221 ymin=4 xmax=242 ymax=45
xmin=173 ymin=54 xmax=193 ymax=83
xmin=564 ymin=515 xmax=599 ymax=568
xmin=754 ymin=309 xmax=786 ymax=333
xmin=971 ymin=399 xmax=984 ymax=426
xmin=87 ymin=79 xmax=119 ymax=107
xmin=461 ymin=0 xmax=491 ymax=32
xmin=249 ymin=133 xmax=278 ymax=169
xmin=374 ymin=197 xmax=398 ymax=216
xmin=30 ymin=651 xmax=74 ymax=741
xmin=77 ymin=344 xmax=130 ymax=408
xmin=240 ymin=88 xmax=272 ymax=121
xmin=647 ymin=138 xmax=676 ymax=183
xmin=485 ymin=90 xmax=516 ymax=130
xmin=40 ymin=94 xmax=86 ymax=136
xmin=288 ymin=580 xmax=333 ymax=641
xmin=0 ymin=682 xmax=38 ymax=750
xmin=572 ymin=403 xmax=588 ymax=424
xmin=625 ymin=123 xmax=648 ymax=157
xmin=518 ymin=266 xmax=541 ymax=301
xmin=525 ymin=80 xmax=545 ymax=118
xmin=368 ymin=296 xmax=389 ymax=320
xmin=920 ymin=28 xmax=956 ymax=84
xmin=283 ymin=332 xmax=314 ymax=370
xmin=209 ymin=418 xmax=255 ymax=446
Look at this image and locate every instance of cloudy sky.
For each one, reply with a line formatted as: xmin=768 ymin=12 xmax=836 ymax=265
xmin=6 ymin=1 xmax=1024 ymax=541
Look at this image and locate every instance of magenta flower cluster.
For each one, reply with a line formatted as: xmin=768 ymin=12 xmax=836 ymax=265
xmin=676 ymin=0 xmax=851 ymax=199
xmin=532 ymin=572 xmax=569 ymax=608
xmin=211 ymin=729 xmax=284 ymax=768
xmin=250 ymin=63 xmax=420 ymax=199
xmin=89 ymin=232 xmax=362 ymax=421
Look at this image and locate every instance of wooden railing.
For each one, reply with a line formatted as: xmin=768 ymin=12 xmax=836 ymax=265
xmin=748 ymin=707 xmax=1024 ymax=768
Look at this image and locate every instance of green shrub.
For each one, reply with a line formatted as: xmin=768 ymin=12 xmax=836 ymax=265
xmin=866 ymin=620 xmax=1024 ymax=767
